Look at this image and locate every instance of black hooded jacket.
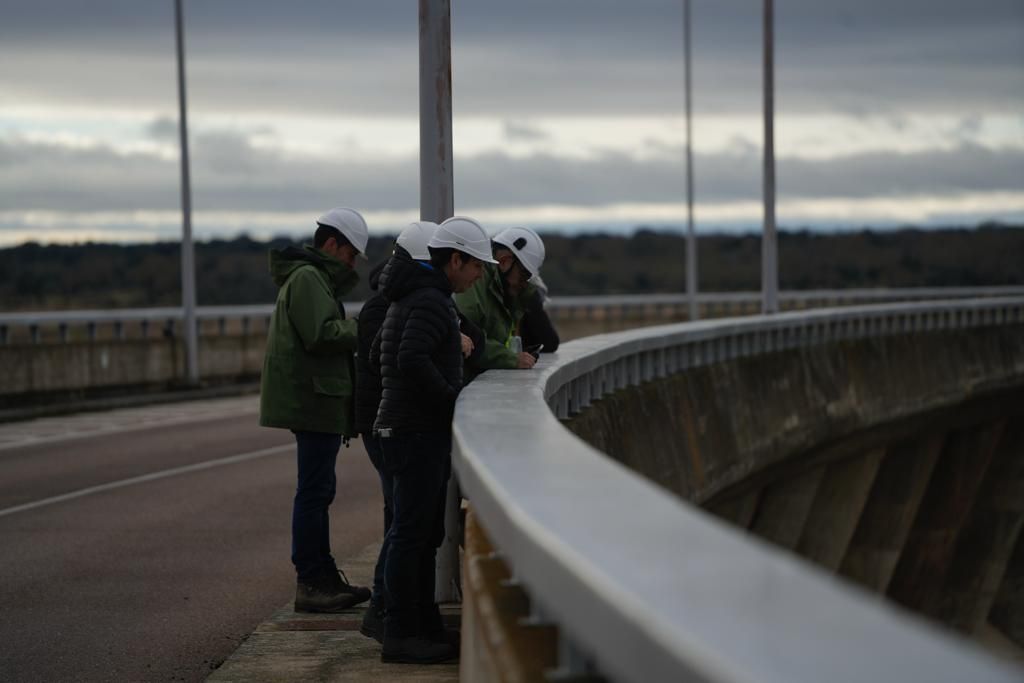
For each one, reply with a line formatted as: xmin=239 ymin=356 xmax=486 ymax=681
xmin=371 ymin=250 xmax=464 ymax=434
xmin=520 ymin=290 xmax=560 ymax=353
xmin=353 ymin=259 xmax=389 ymax=436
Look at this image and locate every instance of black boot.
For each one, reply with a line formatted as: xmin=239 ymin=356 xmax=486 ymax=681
xmin=381 ymin=634 xmax=458 ymax=664
xmin=295 ymin=568 xmax=370 ymax=613
xmin=360 ymin=601 xmax=386 ymax=643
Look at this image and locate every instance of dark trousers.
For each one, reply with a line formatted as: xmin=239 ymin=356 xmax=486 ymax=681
xmin=363 ymin=433 xmax=393 ymax=605
xmin=381 ymin=431 xmax=451 ymax=638
xmin=291 ymin=430 xmax=341 ymax=583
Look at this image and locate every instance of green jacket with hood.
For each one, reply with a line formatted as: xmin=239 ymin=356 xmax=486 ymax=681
xmin=454 ymin=263 xmax=534 ymax=375
xmin=259 ymin=245 xmax=359 ymax=435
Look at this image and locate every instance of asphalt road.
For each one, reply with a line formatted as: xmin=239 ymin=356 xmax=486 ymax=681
xmin=0 ymin=396 xmax=383 ymax=682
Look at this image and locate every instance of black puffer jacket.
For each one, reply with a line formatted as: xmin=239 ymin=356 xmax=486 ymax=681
xmin=372 ymin=250 xmax=464 ymax=434
xmin=353 ymin=259 xmax=389 ymax=436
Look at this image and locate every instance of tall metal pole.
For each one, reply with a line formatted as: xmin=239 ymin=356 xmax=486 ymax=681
xmin=761 ymin=0 xmax=779 ymax=314
xmin=419 ymin=0 xmax=455 ymax=224
xmin=174 ymin=0 xmax=199 ymax=383
xmin=420 ymin=0 xmax=460 ymax=603
xmin=683 ymin=0 xmax=698 ymax=321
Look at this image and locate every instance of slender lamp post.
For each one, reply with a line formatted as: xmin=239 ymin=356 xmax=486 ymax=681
xmin=419 ymin=0 xmax=460 ymax=603
xmin=684 ymin=0 xmax=698 ymax=320
xmin=761 ymin=0 xmax=779 ymax=313
xmin=174 ymin=0 xmax=199 ymax=383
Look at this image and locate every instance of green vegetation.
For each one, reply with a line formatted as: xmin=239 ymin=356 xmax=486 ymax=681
xmin=1 ymin=224 xmax=1021 ymax=311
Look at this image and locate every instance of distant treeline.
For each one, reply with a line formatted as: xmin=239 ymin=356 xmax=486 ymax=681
xmin=1 ymin=224 xmax=1022 ymax=311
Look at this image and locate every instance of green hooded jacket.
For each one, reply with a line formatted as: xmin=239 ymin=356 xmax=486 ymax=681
xmin=259 ymin=245 xmax=359 ymax=435
xmin=454 ymin=263 xmax=534 ymax=375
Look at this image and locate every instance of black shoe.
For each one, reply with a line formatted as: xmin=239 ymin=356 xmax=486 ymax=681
xmin=324 ymin=566 xmax=372 ymax=604
xmin=360 ymin=602 xmax=386 ymax=643
xmin=426 ymin=627 xmax=460 ymax=652
xmin=381 ymin=634 xmax=458 ymax=664
xmin=294 ymin=568 xmax=370 ymax=613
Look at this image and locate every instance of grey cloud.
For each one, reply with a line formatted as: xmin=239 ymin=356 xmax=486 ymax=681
xmin=503 ymin=121 xmax=549 ymax=142
xmin=146 ymin=117 xmax=177 ymax=141
xmin=2 ymin=134 xmax=1021 ymax=216
xmin=0 ymin=1 xmax=1020 ymax=117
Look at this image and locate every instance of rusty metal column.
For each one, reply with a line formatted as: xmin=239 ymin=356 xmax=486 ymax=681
xmin=761 ymin=0 xmax=779 ymax=314
xmin=420 ymin=0 xmax=460 ymax=603
xmin=174 ymin=0 xmax=199 ymax=384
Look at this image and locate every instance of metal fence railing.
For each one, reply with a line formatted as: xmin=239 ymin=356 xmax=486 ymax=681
xmin=3 ymin=286 xmax=1024 ymax=344
xmin=451 ymin=296 xmax=1024 ymax=682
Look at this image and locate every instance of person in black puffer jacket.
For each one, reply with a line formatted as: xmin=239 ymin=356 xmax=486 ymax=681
xmin=370 ymin=216 xmax=495 ymax=665
xmin=356 ymin=222 xmax=481 ymax=642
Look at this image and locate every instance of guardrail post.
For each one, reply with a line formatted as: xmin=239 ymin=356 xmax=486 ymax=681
xmin=30 ymin=324 xmax=40 ymax=344
xmin=0 ymin=325 xmax=7 ymax=345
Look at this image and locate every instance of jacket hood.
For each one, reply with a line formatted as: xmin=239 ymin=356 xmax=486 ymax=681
xmin=379 ymin=247 xmax=451 ymax=302
xmin=269 ymin=245 xmax=358 ymax=295
xmin=367 ymin=258 xmax=388 ymax=292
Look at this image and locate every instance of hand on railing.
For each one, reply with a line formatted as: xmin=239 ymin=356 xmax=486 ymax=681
xmin=516 ymin=352 xmax=537 ymax=369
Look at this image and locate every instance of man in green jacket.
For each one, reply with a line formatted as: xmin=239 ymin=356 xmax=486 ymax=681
xmin=455 ymin=226 xmax=546 ymax=376
xmin=259 ymin=207 xmax=372 ymax=613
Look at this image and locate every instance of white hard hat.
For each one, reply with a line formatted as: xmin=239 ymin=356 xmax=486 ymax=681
xmin=428 ymin=216 xmax=498 ymax=264
xmin=492 ymin=226 xmax=545 ymax=277
xmin=396 ymin=221 xmax=437 ymax=261
xmin=317 ymin=207 xmax=369 ymax=260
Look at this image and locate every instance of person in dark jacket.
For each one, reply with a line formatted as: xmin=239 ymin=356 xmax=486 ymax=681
xmin=259 ymin=207 xmax=372 ymax=614
xmin=455 ymin=226 xmax=549 ymax=379
xmin=519 ymin=274 xmax=560 ymax=353
xmin=370 ymin=216 xmax=495 ymax=664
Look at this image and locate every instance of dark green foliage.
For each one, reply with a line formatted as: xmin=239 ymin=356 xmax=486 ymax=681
xmin=0 ymin=225 xmax=1021 ymax=311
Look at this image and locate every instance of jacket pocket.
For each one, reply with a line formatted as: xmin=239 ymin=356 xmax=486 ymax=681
xmin=311 ymin=375 xmax=352 ymax=397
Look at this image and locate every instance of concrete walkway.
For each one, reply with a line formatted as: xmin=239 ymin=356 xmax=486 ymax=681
xmin=208 ymin=542 xmax=459 ymax=682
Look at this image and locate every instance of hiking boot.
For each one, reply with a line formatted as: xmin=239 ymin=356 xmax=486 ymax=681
xmin=294 ymin=568 xmax=370 ymax=613
xmin=360 ymin=602 xmax=386 ymax=643
xmin=381 ymin=634 xmax=458 ymax=664
xmin=426 ymin=627 xmax=461 ymax=652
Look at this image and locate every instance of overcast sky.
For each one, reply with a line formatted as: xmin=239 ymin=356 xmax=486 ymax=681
xmin=0 ymin=0 xmax=1021 ymax=245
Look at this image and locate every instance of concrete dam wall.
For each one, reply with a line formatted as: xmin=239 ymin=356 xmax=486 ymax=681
xmin=565 ymin=324 xmax=1024 ymax=647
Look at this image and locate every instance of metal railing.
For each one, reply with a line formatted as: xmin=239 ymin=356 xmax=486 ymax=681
xmin=451 ymin=296 xmax=1024 ymax=683
xmin=3 ymin=286 xmax=1023 ymax=345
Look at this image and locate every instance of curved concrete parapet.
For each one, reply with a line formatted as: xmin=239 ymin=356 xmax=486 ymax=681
xmin=452 ymin=297 xmax=1024 ymax=683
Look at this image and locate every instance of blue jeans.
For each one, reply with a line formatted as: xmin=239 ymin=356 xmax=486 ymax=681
xmin=381 ymin=431 xmax=451 ymax=638
xmin=363 ymin=433 xmax=393 ymax=605
xmin=291 ymin=430 xmax=341 ymax=583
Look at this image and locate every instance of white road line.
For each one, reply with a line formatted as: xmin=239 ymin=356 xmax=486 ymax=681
xmin=0 ymin=443 xmax=293 ymax=519
xmin=0 ymin=409 xmax=259 ymax=454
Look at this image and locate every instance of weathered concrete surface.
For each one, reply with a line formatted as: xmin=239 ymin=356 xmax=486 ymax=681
xmin=748 ymin=467 xmax=824 ymax=550
xmin=566 ymin=324 xmax=1024 ymax=650
xmin=0 ymin=335 xmax=265 ymax=409
xmin=839 ymin=436 xmax=943 ymax=592
xmin=567 ymin=327 xmax=1024 ymax=504
xmin=797 ymin=448 xmax=884 ymax=571
xmin=937 ymin=422 xmax=1024 ymax=632
xmin=208 ymin=542 xmax=459 ymax=682
xmin=0 ymin=317 xmax=634 ymax=408
xmin=991 ymin=532 xmax=1024 ymax=648
xmin=887 ymin=422 xmax=1004 ymax=617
